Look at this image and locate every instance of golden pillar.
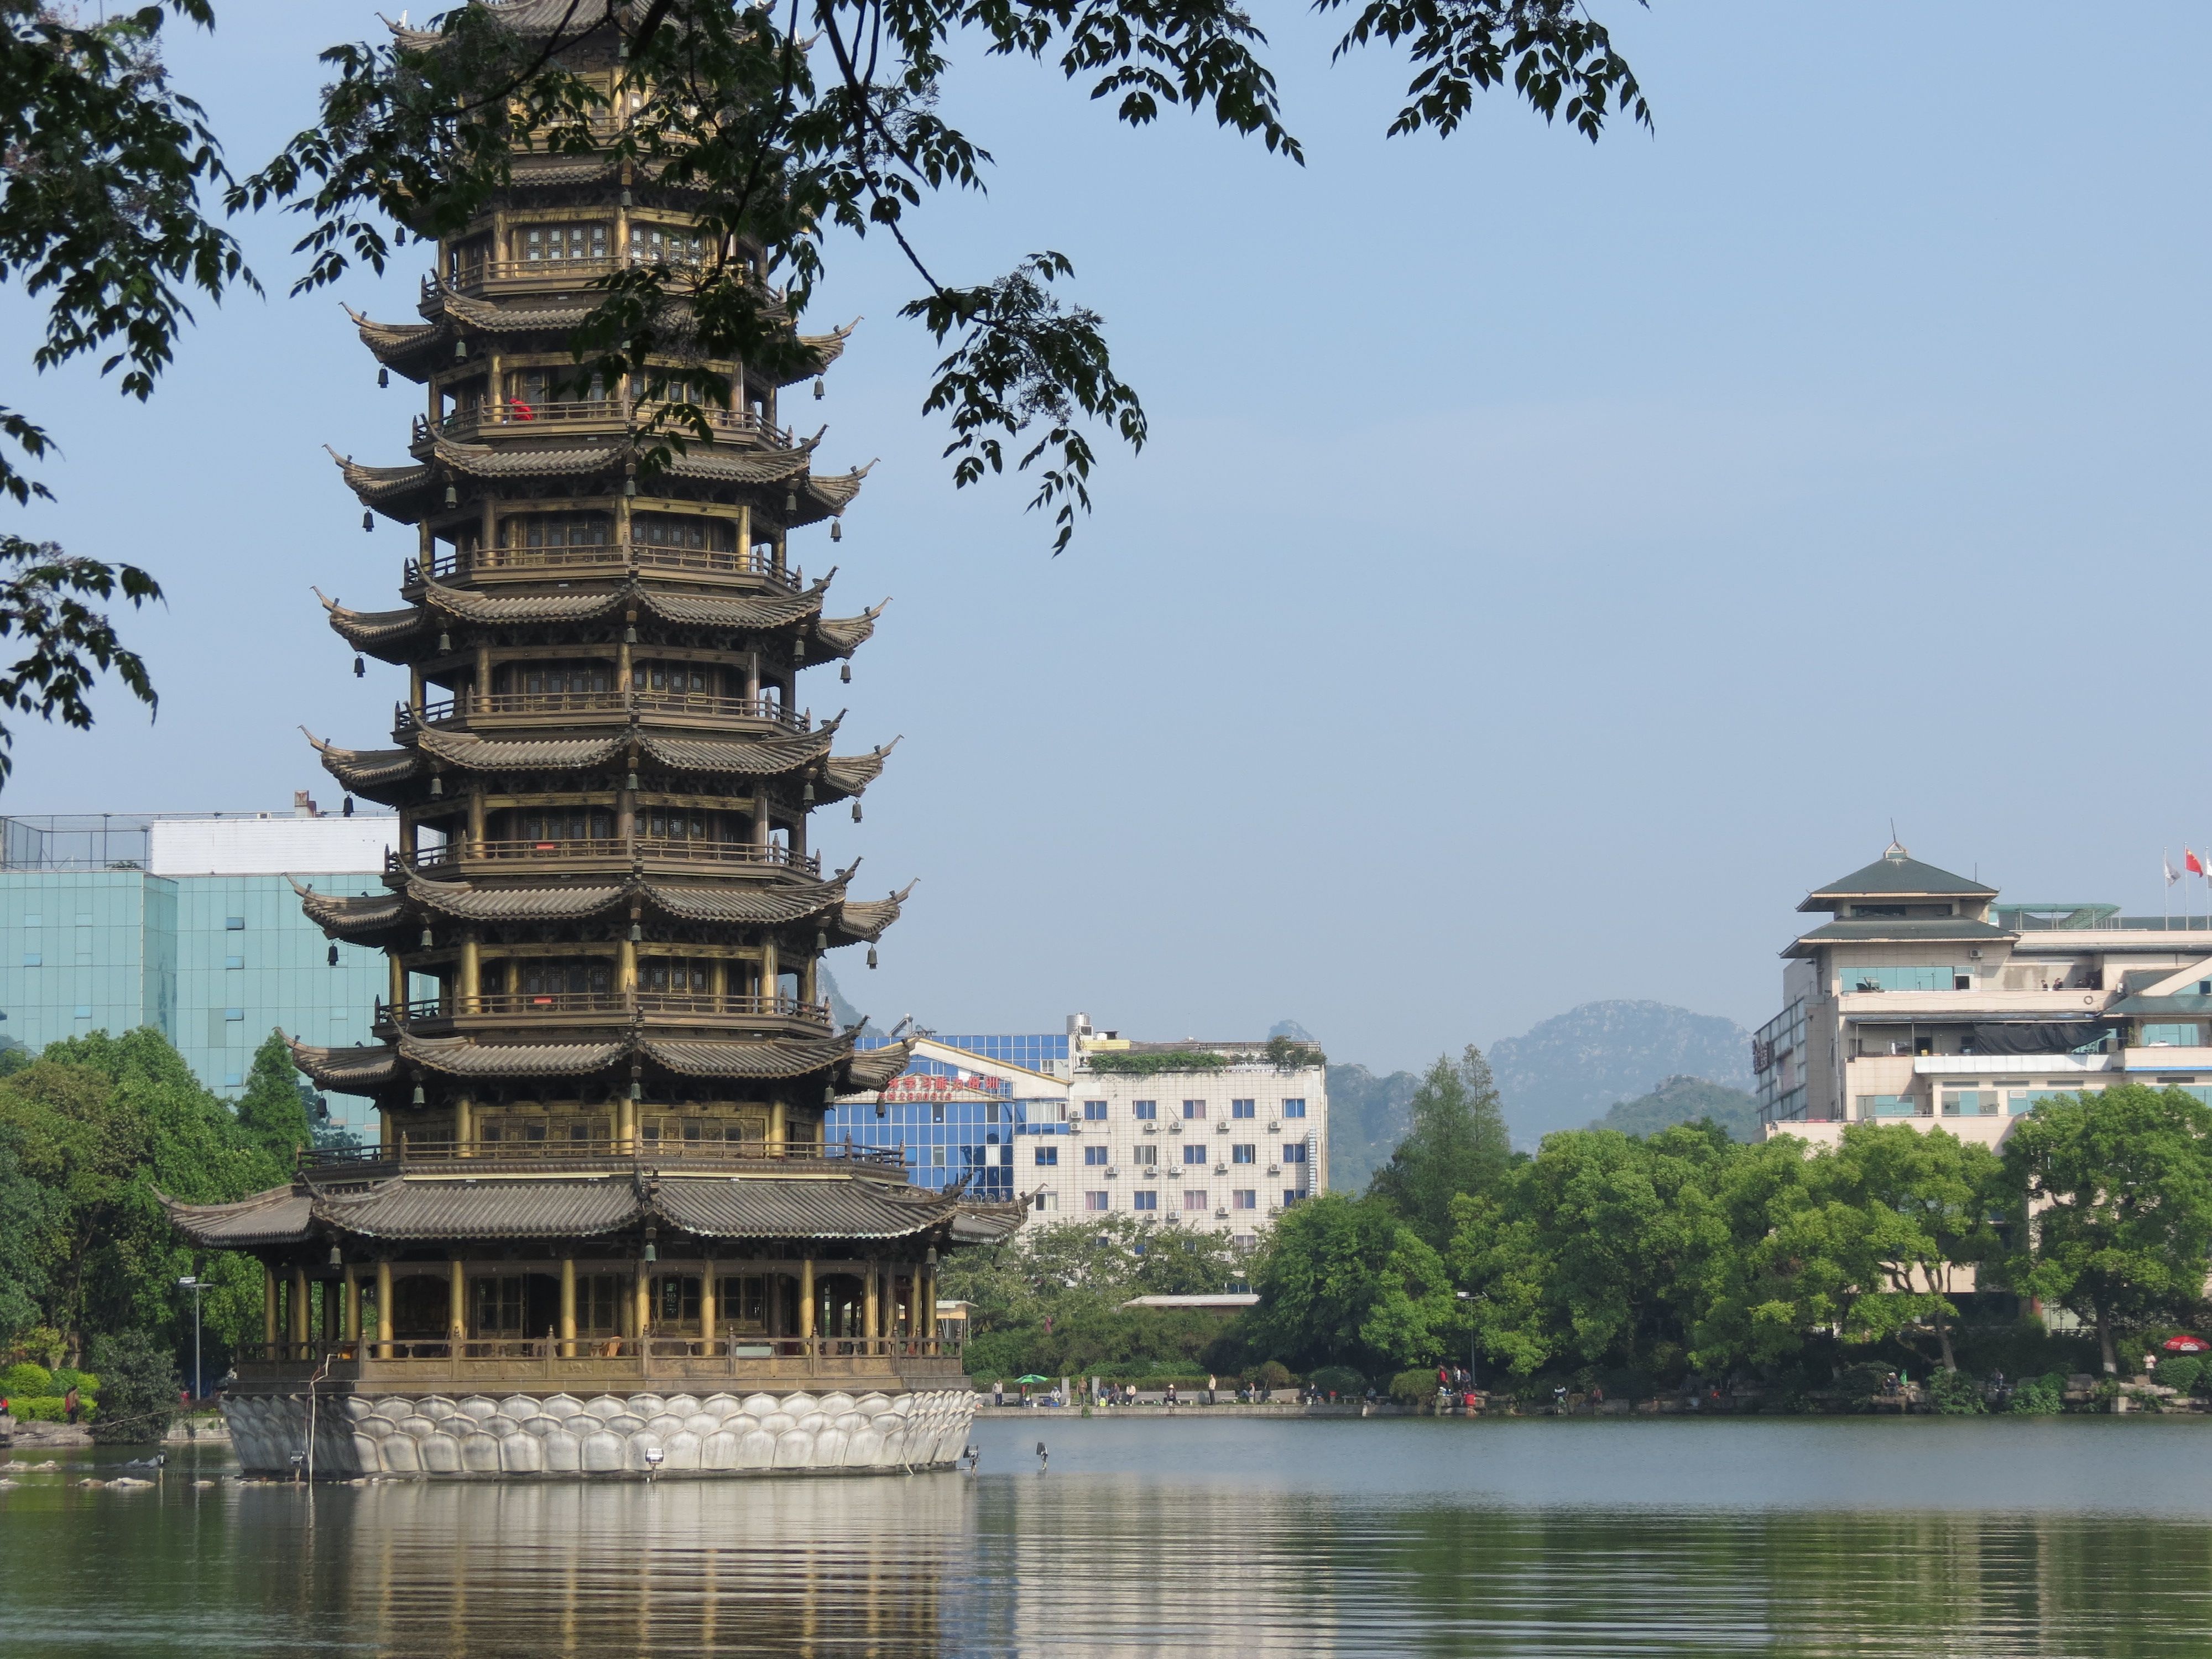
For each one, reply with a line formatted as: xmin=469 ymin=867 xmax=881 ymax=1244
xmin=736 ymin=503 xmax=752 ymax=572
xmin=460 ymin=933 xmax=480 ymax=1008
xmin=466 ymin=788 xmax=486 ymax=854
xmin=761 ymin=938 xmax=779 ymax=1006
xmin=376 ymin=1259 xmax=394 ymax=1358
xmin=559 ymin=1257 xmax=577 ymax=1357
xmin=799 ymin=1259 xmax=816 ymax=1342
xmin=751 ymin=784 xmax=770 ymax=850
xmin=455 ymin=1094 xmax=474 ymax=1154
xmin=379 ymin=1108 xmax=394 ymax=1152
xmin=473 ymin=643 xmax=491 ymax=711
xmin=618 ymin=1092 xmax=636 ymax=1154
xmin=447 ymin=1258 xmax=466 ymax=1344
xmin=343 ymin=1265 xmax=359 ymax=1342
xmin=290 ymin=1265 xmax=310 ymax=1347
xmin=633 ymin=1255 xmax=651 ymax=1342
xmin=769 ymin=1099 xmax=787 ymax=1156
xmin=263 ymin=1263 xmax=278 ymax=1347
xmin=864 ymin=1261 xmax=880 ymax=1345
xmin=388 ymin=950 xmax=406 ymax=1011
xmin=920 ymin=1265 xmax=935 ymax=1340
xmin=700 ymin=1261 xmax=717 ymax=1347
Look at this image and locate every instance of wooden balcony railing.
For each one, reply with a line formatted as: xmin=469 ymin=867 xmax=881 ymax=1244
xmin=376 ymin=989 xmax=834 ymax=1027
xmin=409 ymin=541 xmax=799 ymax=588
xmin=297 ymin=1136 xmax=907 ymax=1177
xmin=396 ymin=841 xmax=821 ymax=876
xmin=414 ymin=403 xmax=789 ymax=446
xmin=398 ymin=692 xmax=806 ymax=730
xmin=234 ymin=1332 xmax=963 ymax=1382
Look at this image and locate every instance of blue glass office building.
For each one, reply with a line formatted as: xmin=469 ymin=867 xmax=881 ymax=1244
xmin=0 ymin=811 xmax=398 ymax=1132
xmin=832 ymin=1033 xmax=1073 ymax=1199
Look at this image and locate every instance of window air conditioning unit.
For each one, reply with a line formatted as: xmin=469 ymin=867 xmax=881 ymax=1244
xmin=1267 ymin=1164 xmax=1280 ymax=1175
xmin=1267 ymin=1121 xmax=1279 ymax=1132
xmin=1214 ymin=1208 xmax=1229 ymax=1219
xmin=1215 ymin=1122 xmax=1230 ymax=1133
xmin=1141 ymin=1123 xmax=1156 ymax=1134
xmin=1168 ymin=1122 xmax=1182 ymax=1133
xmin=1214 ymin=1163 xmax=1227 ymax=1175
xmin=1105 ymin=1168 xmax=1117 ymax=1178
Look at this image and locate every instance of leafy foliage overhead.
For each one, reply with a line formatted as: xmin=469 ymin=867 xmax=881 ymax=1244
xmin=242 ymin=0 xmax=1650 ymax=550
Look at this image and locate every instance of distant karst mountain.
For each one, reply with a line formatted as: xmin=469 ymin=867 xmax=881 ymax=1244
xmin=1490 ymin=1000 xmax=1753 ymax=1148
xmin=1325 ymin=1062 xmax=1424 ymax=1191
xmin=1591 ymin=1074 xmax=1761 ymax=1142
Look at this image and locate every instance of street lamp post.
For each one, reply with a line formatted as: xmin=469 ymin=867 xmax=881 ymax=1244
xmin=176 ymin=1276 xmax=204 ymax=1403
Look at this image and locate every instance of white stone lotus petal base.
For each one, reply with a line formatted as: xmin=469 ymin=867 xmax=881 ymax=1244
xmin=222 ymin=1388 xmax=973 ymax=1479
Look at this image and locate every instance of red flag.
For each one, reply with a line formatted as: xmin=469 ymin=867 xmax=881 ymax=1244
xmin=2190 ymin=848 xmax=2205 ymax=878
xmin=509 ymin=398 xmax=535 ymax=421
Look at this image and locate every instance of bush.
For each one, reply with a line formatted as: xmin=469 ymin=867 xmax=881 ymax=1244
xmin=1390 ymin=1368 xmax=1441 ymax=1406
xmin=1251 ymin=1360 xmax=1292 ymax=1391
xmin=2158 ymin=1355 xmax=2204 ymax=1395
xmin=1926 ymin=1370 xmax=1985 ymax=1415
xmin=2009 ymin=1373 xmax=2066 ymax=1415
xmin=1 ymin=1361 xmax=53 ymax=1397
xmin=7 ymin=1395 xmax=93 ymax=1422
xmin=85 ymin=1331 xmax=177 ymax=1446
xmin=49 ymin=1368 xmax=95 ymax=1395
xmin=1306 ymin=1365 xmax=1365 ymax=1397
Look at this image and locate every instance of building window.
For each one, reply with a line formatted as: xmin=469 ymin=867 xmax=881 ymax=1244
xmin=1035 ymin=1146 xmax=1059 ymax=1166
xmin=1856 ymin=1093 xmax=1918 ymax=1119
xmin=224 ymin=1072 xmax=243 ymax=1088
xmin=1133 ymin=1145 xmax=1157 ymax=1166
xmin=1133 ymin=1190 xmax=1158 ymax=1211
xmin=2143 ymin=1023 xmax=2201 ymax=1047
xmin=1840 ymin=965 xmax=1950 ymax=993
xmin=1183 ymin=1190 xmax=1209 ymax=1211
xmin=1182 ymin=1144 xmax=1207 ymax=1165
xmin=1232 ymin=1098 xmax=1255 ymax=1119
xmin=1232 ymin=1144 xmax=1256 ymax=1165
xmin=1083 ymin=1100 xmax=1108 ymax=1121
xmin=1940 ymin=1091 xmax=1999 ymax=1118
xmin=1182 ymin=1099 xmax=1207 ymax=1120
xmin=1085 ymin=1191 xmax=1110 ymax=1211
xmin=2008 ymin=1086 xmax=2091 ymax=1115
xmin=225 ymin=955 xmax=243 ymax=970
xmin=1033 ymin=1191 xmax=1058 ymax=1212
xmin=1084 ymin=1146 xmax=1109 ymax=1166
xmin=225 ymin=916 xmax=245 ymax=931
xmin=21 ymin=953 xmax=38 ymax=968
xmin=224 ymin=1008 xmax=244 ymax=1021
xmin=931 ymin=1103 xmax=945 ymax=1123
xmin=1281 ymin=1144 xmax=1307 ymax=1164
xmin=1284 ymin=1190 xmax=1304 ymax=1207
xmin=72 ymin=1005 xmax=90 ymax=1020
xmin=1232 ymin=1190 xmax=1257 ymax=1210
xmin=1133 ymin=1099 xmax=1157 ymax=1120
xmin=985 ymin=1102 xmax=1000 ymax=1123
xmin=932 ymin=1147 xmax=946 ymax=1166
xmin=1282 ymin=1098 xmax=1306 ymax=1118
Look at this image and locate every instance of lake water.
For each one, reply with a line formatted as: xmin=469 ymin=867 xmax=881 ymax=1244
xmin=6 ymin=1416 xmax=2212 ymax=1656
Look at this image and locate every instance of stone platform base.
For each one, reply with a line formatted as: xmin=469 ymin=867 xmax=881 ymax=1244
xmin=223 ymin=1387 xmax=974 ymax=1478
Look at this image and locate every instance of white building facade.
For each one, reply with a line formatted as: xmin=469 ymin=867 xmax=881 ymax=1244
xmin=1757 ymin=842 xmax=2212 ymax=1149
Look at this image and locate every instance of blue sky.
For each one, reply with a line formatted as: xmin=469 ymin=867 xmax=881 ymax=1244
xmin=2 ymin=2 xmax=2207 ymax=1073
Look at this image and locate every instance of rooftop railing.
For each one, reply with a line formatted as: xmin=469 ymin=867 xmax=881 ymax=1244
xmin=413 ymin=402 xmax=789 ymax=447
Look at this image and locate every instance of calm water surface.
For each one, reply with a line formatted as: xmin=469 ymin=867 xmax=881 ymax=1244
xmin=5 ymin=1417 xmax=2212 ymax=1657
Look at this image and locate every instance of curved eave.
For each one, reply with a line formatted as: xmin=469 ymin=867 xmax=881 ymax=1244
xmin=832 ymin=880 xmax=915 ymax=945
xmin=820 ymin=737 xmax=899 ymax=806
xmin=305 ymin=729 xmax=420 ymax=803
xmin=347 ymin=305 xmax=441 ymax=383
xmin=813 ymin=599 xmax=886 ymax=662
xmin=771 ymin=323 xmax=855 ymax=389
xmin=316 ymin=586 xmax=426 ymax=662
xmin=290 ymin=1036 xmax=402 ymax=1095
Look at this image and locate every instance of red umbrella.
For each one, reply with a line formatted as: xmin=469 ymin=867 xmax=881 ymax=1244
xmin=2162 ymin=1335 xmax=2209 ymax=1353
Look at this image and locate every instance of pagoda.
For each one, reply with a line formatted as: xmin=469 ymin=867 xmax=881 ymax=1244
xmin=165 ymin=1 xmax=1020 ymax=1478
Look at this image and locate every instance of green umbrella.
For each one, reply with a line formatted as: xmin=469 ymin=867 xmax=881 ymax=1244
xmin=1014 ymin=1375 xmax=1051 ymax=1384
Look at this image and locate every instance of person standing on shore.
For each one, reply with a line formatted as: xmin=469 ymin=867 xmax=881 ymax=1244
xmin=62 ymin=1385 xmax=80 ymax=1426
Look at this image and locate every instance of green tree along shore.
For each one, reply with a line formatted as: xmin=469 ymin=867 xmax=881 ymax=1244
xmin=10 ymin=1030 xmax=2212 ymax=1416
xmin=0 ymin=1026 xmax=322 ymax=1428
xmin=952 ymin=1051 xmax=2212 ymax=1407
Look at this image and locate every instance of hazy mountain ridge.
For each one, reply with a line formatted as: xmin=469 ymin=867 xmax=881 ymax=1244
xmin=1591 ymin=1074 xmax=1761 ymax=1142
xmin=1488 ymin=1001 xmax=1754 ymax=1148
xmin=1324 ymin=1062 xmax=1424 ymax=1191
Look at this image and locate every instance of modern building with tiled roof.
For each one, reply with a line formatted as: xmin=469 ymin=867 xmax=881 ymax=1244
xmin=165 ymin=1 xmax=1018 ymax=1478
xmin=1756 ymin=842 xmax=2212 ymax=1145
